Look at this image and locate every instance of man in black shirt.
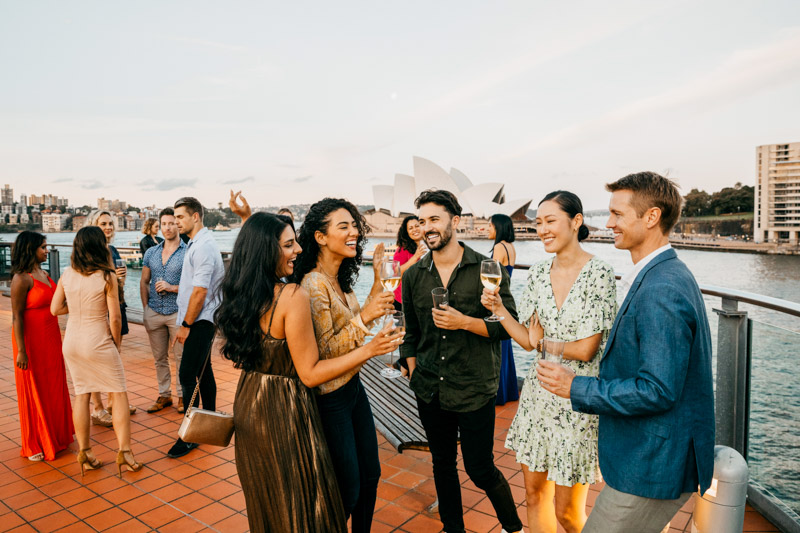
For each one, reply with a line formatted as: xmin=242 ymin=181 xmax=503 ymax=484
xmin=400 ymin=189 xmax=522 ymax=533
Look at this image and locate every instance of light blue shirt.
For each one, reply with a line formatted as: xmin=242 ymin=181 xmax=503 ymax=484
xmin=176 ymin=227 xmax=225 ymax=325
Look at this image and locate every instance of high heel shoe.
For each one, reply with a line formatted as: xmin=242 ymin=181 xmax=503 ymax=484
xmin=116 ymin=449 xmax=143 ymax=478
xmin=77 ymin=448 xmax=102 ymax=477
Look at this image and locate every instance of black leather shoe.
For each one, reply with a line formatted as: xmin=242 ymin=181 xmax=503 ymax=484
xmin=166 ymin=438 xmax=198 ymax=458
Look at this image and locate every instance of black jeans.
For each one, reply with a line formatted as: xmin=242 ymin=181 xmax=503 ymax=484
xmin=315 ymin=375 xmax=381 ymax=533
xmin=179 ymin=320 xmax=216 ymax=411
xmin=417 ymin=394 xmax=522 ymax=533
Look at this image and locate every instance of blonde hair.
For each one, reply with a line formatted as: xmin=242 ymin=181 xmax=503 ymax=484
xmin=87 ymin=209 xmax=115 ymax=242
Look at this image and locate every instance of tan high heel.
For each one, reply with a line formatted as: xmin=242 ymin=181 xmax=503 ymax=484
xmin=116 ymin=449 xmax=143 ymax=478
xmin=77 ymin=448 xmax=102 ymax=477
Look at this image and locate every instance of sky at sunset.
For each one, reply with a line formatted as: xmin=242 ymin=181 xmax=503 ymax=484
xmin=2 ymin=0 xmax=799 ymax=210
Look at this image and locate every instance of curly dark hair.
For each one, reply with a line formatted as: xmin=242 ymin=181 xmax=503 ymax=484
xmin=11 ymin=231 xmax=46 ymax=275
xmin=71 ymin=226 xmax=115 ymax=290
xmin=396 ymin=215 xmax=419 ymax=254
xmin=215 ymin=213 xmax=292 ymax=372
xmin=291 ymin=198 xmax=370 ymax=293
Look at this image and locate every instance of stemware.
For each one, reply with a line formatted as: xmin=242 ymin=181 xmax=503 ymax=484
xmin=480 ymin=259 xmax=504 ymax=322
xmin=381 ymin=311 xmax=404 ymax=379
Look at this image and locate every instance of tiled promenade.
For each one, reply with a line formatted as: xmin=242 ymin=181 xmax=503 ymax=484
xmin=0 ymin=295 xmax=780 ymax=532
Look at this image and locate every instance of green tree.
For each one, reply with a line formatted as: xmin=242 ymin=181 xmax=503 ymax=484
xmin=709 ymin=183 xmax=754 ymax=215
xmin=682 ymin=188 xmax=711 ymax=217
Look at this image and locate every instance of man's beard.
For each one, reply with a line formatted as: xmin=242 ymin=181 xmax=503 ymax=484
xmin=425 ymin=224 xmax=453 ymax=251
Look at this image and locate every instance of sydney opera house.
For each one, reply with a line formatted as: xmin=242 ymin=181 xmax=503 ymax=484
xmin=366 ymin=156 xmax=532 ymax=234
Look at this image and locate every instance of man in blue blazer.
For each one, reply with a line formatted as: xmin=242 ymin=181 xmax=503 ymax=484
xmin=538 ymin=171 xmax=714 ymax=533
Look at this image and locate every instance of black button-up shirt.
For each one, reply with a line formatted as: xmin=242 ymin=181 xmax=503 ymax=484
xmin=400 ymin=243 xmax=517 ymax=412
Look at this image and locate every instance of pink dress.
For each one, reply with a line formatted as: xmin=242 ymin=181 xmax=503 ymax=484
xmin=393 ymin=247 xmax=414 ymax=303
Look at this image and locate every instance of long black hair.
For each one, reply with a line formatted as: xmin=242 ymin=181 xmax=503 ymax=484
xmin=396 ymin=215 xmax=419 ymax=254
xmin=539 ymin=190 xmax=590 ymax=241
xmin=490 ymin=214 xmax=515 ymax=244
xmin=11 ymin=231 xmax=46 ymax=275
xmin=292 ymin=198 xmax=369 ymax=293
xmin=215 ymin=213 xmax=292 ymax=372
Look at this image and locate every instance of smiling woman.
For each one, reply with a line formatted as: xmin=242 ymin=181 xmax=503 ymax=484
xmin=292 ymin=198 xmax=400 ymax=531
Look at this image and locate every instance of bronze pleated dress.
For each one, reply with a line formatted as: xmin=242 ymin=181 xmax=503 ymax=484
xmin=233 ymin=289 xmax=347 ymax=533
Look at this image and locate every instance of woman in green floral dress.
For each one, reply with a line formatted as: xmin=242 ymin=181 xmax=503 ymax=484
xmin=481 ymin=191 xmax=617 ymax=533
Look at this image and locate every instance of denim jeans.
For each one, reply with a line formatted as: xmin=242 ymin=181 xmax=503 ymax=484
xmin=315 ymin=374 xmax=381 ymax=533
xmin=417 ymin=394 xmax=522 ymax=533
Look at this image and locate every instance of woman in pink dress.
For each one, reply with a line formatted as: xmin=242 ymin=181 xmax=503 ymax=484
xmin=392 ymin=215 xmax=426 ymax=312
xmin=11 ymin=231 xmax=74 ymax=461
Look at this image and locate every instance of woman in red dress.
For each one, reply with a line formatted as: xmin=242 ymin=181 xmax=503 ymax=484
xmin=11 ymin=231 xmax=74 ymax=461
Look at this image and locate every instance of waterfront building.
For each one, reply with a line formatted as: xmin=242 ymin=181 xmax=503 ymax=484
xmin=755 ymin=142 xmax=800 ymax=244
xmin=41 ymin=213 xmax=70 ymax=232
xmin=1 ymin=184 xmax=13 ymax=206
xmin=97 ymin=197 xmax=127 ymax=212
xmin=72 ymin=215 xmax=87 ymax=231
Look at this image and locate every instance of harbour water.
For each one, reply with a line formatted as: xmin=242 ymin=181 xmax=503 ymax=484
xmin=3 ymin=229 xmax=799 ymax=517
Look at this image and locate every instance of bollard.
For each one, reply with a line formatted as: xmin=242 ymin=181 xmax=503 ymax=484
xmin=692 ymin=445 xmax=748 ymax=533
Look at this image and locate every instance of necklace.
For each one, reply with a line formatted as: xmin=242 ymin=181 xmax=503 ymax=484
xmin=319 ymin=267 xmax=338 ymax=282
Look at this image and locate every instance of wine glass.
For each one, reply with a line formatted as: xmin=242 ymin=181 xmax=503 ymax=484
xmin=380 ymin=311 xmax=404 ymax=379
xmin=480 ymin=259 xmax=504 ymax=322
xmin=379 ymin=260 xmax=401 ymax=306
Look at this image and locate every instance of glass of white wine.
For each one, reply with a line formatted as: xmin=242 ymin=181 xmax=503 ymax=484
xmin=379 ymin=260 xmax=401 ymax=298
xmin=381 ymin=311 xmax=404 ymax=379
xmin=480 ymin=259 xmax=504 ymax=322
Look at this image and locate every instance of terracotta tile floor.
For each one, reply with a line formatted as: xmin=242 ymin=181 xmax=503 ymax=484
xmin=0 ymin=295 xmax=780 ymax=532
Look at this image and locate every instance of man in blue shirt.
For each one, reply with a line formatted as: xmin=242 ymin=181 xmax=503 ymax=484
xmin=167 ymin=197 xmax=225 ymax=459
xmin=140 ymin=207 xmax=187 ymax=414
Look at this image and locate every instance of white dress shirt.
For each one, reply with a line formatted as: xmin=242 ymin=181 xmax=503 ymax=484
xmin=617 ymin=244 xmax=672 ymax=305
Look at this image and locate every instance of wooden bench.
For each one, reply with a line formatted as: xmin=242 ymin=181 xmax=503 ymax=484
xmin=360 ymin=358 xmax=429 ymax=453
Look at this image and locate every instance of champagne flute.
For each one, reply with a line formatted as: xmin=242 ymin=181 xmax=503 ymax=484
xmin=480 ymin=259 xmax=504 ymax=322
xmin=379 ymin=260 xmax=401 ymax=308
xmin=380 ymin=311 xmax=404 ymax=379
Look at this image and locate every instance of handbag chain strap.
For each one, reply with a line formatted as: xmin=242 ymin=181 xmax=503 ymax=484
xmin=184 ymin=331 xmax=216 ymax=417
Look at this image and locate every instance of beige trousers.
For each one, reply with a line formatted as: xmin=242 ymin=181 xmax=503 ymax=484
xmin=583 ymin=485 xmax=693 ymax=533
xmin=143 ymin=307 xmax=183 ymax=398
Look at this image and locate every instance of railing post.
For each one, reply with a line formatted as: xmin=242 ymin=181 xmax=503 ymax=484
xmin=48 ymin=247 xmax=61 ymax=283
xmin=712 ymin=297 xmax=751 ymax=458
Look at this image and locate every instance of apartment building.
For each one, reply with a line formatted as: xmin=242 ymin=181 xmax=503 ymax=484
xmin=755 ymin=142 xmax=800 ymax=244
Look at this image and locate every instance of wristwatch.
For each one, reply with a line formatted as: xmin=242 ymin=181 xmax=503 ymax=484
xmin=181 ymin=320 xmax=193 ymax=329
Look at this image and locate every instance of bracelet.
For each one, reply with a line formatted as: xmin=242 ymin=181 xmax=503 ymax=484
xmin=181 ymin=320 xmax=193 ymax=329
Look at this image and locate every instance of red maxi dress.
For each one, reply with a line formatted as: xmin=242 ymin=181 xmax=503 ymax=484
xmin=12 ymin=274 xmax=74 ymax=460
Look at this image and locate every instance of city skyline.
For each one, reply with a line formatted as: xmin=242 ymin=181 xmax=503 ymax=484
xmin=2 ymin=1 xmax=800 ymax=210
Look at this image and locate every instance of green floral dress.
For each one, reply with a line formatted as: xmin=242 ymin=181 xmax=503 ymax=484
xmin=505 ymin=256 xmax=617 ymax=486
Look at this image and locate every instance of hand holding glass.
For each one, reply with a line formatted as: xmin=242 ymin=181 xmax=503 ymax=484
xmin=115 ymin=259 xmax=126 ymax=270
xmin=480 ymin=259 xmax=504 ymax=322
xmin=381 ymin=312 xmax=405 ymax=379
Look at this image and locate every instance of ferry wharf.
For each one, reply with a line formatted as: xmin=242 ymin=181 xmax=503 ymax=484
xmin=0 ymin=295 xmax=783 ymax=532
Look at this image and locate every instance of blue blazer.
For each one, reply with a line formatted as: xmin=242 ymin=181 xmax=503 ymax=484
xmin=571 ymin=248 xmax=715 ymax=499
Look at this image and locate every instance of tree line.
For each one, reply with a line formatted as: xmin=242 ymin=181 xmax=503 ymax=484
xmin=682 ymin=182 xmax=754 ymax=217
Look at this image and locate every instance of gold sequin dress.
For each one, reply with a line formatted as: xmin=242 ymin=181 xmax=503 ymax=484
xmin=233 ymin=286 xmax=346 ymax=533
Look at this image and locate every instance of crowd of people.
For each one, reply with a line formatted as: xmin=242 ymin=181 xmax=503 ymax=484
xmin=10 ymin=171 xmax=714 ymax=533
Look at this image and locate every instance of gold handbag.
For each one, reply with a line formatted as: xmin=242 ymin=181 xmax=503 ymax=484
xmin=177 ymin=339 xmax=234 ymax=447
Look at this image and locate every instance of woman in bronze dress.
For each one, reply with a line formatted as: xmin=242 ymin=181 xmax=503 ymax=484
xmin=215 ymin=212 xmax=403 ymax=533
